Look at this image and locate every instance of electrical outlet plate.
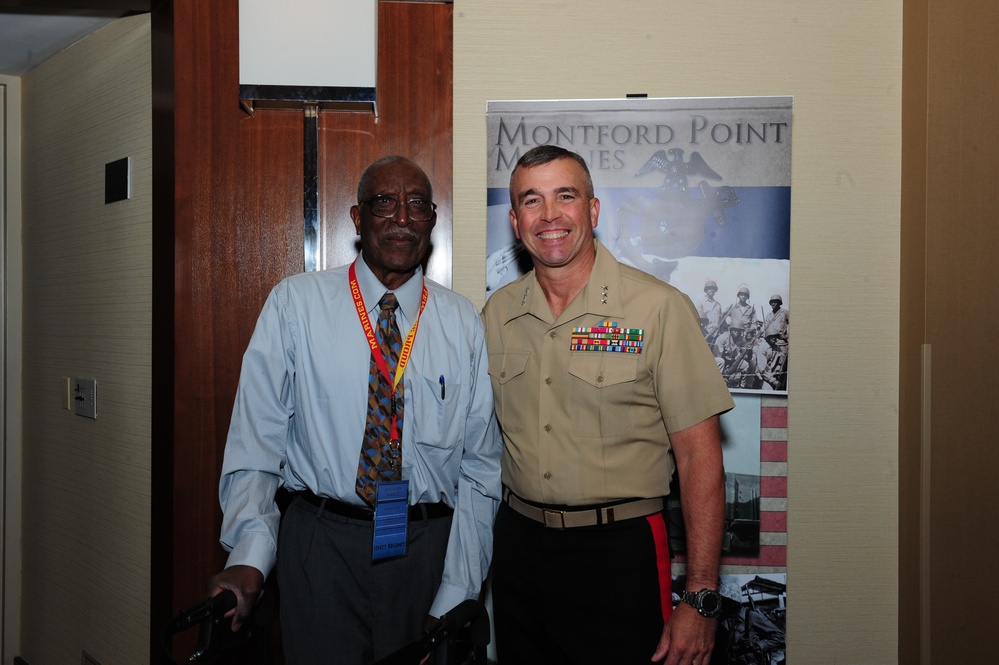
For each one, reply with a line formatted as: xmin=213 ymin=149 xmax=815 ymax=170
xmin=73 ymin=378 xmax=97 ymax=419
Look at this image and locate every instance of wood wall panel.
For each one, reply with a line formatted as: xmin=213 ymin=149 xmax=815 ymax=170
xmin=318 ymin=1 xmax=454 ymax=285
xmin=900 ymin=1 xmax=999 ymax=662
xmin=922 ymin=2 xmax=999 ymax=662
xmin=165 ymin=0 xmax=304 ymax=659
xmin=156 ymin=1 xmax=452 ymax=662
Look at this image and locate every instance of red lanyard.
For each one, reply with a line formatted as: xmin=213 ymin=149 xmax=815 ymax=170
xmin=349 ymin=261 xmax=428 ymax=441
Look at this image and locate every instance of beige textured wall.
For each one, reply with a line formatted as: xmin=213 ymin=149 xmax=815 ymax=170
xmin=454 ymin=1 xmax=900 ymax=662
xmin=19 ymin=15 xmax=151 ymax=664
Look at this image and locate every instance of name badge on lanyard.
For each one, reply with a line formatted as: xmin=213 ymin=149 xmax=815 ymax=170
xmin=372 ymin=479 xmax=409 ymax=560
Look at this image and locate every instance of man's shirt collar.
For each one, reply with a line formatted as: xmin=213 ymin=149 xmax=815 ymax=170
xmin=354 ymin=253 xmax=425 ymax=324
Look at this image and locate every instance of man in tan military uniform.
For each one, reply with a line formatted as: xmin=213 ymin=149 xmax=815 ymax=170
xmin=483 ymin=145 xmax=734 ymax=665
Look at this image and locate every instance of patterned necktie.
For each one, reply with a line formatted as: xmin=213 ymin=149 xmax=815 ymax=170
xmin=356 ymin=293 xmax=405 ymax=505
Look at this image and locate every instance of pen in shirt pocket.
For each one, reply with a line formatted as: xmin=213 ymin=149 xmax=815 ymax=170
xmin=439 ymin=375 xmax=446 ymax=400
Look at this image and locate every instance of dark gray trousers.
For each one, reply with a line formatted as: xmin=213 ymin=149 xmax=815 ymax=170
xmin=277 ymin=495 xmax=451 ymax=665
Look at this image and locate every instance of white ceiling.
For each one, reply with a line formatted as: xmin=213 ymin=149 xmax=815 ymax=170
xmin=0 ymin=11 xmax=124 ymax=76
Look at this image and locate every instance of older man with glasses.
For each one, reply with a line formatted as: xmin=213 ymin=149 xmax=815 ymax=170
xmin=208 ymin=156 xmax=502 ymax=665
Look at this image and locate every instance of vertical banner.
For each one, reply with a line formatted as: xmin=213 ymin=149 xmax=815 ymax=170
xmin=486 ymin=97 xmax=790 ymax=664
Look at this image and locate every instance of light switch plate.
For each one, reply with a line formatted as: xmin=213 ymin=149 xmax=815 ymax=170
xmin=73 ymin=378 xmax=97 ymax=419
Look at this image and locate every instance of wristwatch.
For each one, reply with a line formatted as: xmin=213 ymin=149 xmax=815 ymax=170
xmin=680 ymin=588 xmax=725 ymax=618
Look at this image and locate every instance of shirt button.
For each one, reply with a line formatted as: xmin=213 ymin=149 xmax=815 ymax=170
xmin=549 ymin=331 xmax=557 ymax=339
xmin=544 ymin=472 xmax=552 ymax=480
xmin=597 ymin=375 xmax=604 ymax=383
xmin=500 ymin=371 xmax=506 ymax=378
xmin=544 ymin=424 xmax=552 ymax=432
xmin=545 ymin=377 xmax=553 ymax=385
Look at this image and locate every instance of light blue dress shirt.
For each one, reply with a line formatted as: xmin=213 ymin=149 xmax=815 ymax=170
xmin=219 ymin=256 xmax=502 ymax=616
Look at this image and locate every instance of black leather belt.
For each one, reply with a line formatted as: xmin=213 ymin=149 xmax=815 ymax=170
xmin=299 ymin=491 xmax=453 ymax=521
xmin=503 ymin=487 xmax=663 ymax=529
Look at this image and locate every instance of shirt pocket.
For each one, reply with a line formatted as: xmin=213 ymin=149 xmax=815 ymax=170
xmin=488 ymin=352 xmax=530 ymax=434
xmin=406 ymin=368 xmax=463 ymax=449
xmin=567 ymin=353 xmax=641 ymax=437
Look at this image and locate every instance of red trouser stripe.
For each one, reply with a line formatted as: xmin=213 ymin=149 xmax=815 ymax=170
xmin=646 ymin=512 xmax=673 ymax=624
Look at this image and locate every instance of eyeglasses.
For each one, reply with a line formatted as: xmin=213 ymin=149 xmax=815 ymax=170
xmin=361 ymin=195 xmax=437 ymax=222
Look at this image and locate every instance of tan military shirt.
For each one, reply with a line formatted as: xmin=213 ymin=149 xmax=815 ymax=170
xmin=483 ymin=240 xmax=734 ymax=506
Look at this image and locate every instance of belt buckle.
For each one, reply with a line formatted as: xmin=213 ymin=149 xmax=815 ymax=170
xmin=542 ymin=508 xmax=566 ymax=529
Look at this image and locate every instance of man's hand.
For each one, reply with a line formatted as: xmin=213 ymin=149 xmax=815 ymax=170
xmin=207 ymin=565 xmax=265 ymax=632
xmin=650 ymin=602 xmax=717 ymax=665
xmin=418 ymin=614 xmax=443 ymax=665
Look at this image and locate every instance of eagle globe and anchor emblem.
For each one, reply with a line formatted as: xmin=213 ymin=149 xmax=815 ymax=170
xmin=609 ymin=148 xmax=740 ymax=283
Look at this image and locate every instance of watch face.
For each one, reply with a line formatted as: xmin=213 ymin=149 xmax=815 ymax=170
xmin=682 ymin=589 xmax=724 ymax=618
xmin=700 ymin=592 xmax=721 ymax=615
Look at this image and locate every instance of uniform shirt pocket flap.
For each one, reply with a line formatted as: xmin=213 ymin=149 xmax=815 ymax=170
xmin=568 ymin=354 xmax=638 ymax=389
xmin=488 ymin=352 xmax=530 ymax=385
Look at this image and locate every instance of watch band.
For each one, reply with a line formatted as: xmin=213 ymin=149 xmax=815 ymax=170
xmin=680 ymin=588 xmax=740 ymax=619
